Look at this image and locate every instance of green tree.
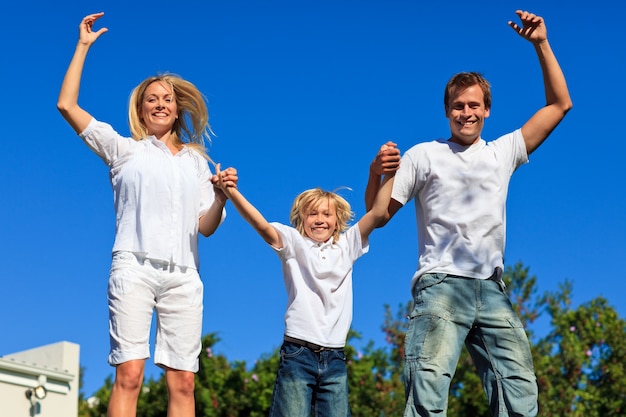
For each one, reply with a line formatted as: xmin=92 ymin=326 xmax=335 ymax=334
xmin=535 ymin=281 xmax=626 ymax=417
xmin=347 ymin=331 xmax=404 ymax=416
xmin=79 ymin=376 xmax=112 ymax=417
xmin=194 ymin=333 xmax=277 ymax=416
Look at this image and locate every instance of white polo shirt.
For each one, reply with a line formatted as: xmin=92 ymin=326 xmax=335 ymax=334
xmin=270 ymin=222 xmax=369 ymax=348
xmin=79 ymin=118 xmax=224 ymax=269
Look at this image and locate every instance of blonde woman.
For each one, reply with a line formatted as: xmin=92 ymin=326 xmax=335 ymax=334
xmin=57 ymin=12 xmax=236 ymax=417
xmin=211 ymin=142 xmax=399 ymax=417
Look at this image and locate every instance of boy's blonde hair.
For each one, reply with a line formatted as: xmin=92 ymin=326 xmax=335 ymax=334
xmin=128 ymin=73 xmax=213 ymax=160
xmin=289 ymin=188 xmax=354 ymax=243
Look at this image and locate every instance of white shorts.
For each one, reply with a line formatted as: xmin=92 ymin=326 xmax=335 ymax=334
xmin=107 ymin=251 xmax=204 ymax=372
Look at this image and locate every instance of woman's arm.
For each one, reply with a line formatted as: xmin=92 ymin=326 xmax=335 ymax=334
xmin=57 ymin=12 xmax=108 ymax=134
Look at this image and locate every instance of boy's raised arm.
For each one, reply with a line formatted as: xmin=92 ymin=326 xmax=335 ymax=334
xmin=211 ymin=164 xmax=283 ymax=248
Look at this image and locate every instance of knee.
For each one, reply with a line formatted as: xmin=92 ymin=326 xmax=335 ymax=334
xmin=114 ymin=362 xmax=145 ymax=392
xmin=167 ymin=370 xmax=195 ymax=398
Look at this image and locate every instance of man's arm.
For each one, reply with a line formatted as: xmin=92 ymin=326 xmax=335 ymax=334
xmin=509 ymin=10 xmax=573 ymax=155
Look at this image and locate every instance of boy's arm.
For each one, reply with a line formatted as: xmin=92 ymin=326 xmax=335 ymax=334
xmin=364 ymin=141 xmax=400 ymax=211
xmin=199 ymin=165 xmax=237 ymax=237
xmin=509 ymin=10 xmax=573 ymax=155
xmin=212 ymin=165 xmax=283 ymax=248
xmin=358 ymin=172 xmax=396 ymax=242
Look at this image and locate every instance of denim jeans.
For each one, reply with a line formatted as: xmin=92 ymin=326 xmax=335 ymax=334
xmin=403 ymin=273 xmax=538 ymax=417
xmin=269 ymin=341 xmax=350 ymax=417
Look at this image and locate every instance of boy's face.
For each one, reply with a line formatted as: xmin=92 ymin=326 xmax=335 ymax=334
xmin=446 ymin=84 xmax=490 ymax=146
xmin=303 ymin=198 xmax=337 ymax=243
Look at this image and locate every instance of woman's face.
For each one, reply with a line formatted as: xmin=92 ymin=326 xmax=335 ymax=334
xmin=140 ymin=81 xmax=178 ymax=137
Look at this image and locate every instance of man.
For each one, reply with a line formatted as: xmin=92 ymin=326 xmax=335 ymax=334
xmin=366 ymin=10 xmax=572 ymax=417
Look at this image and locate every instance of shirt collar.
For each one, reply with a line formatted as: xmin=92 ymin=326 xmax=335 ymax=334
xmin=306 ymin=236 xmax=334 ymax=250
xmin=146 ymin=136 xmax=188 ymax=155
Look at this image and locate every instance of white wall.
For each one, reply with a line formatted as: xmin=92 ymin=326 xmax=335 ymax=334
xmin=0 ymin=341 xmax=79 ymax=417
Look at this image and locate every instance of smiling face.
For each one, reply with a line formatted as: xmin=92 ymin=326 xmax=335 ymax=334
xmin=446 ymin=84 xmax=490 ymax=146
xmin=302 ymin=198 xmax=338 ymax=243
xmin=140 ymin=80 xmax=178 ymax=138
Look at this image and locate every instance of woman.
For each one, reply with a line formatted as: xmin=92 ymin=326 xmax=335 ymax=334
xmin=57 ymin=12 xmax=236 ymax=417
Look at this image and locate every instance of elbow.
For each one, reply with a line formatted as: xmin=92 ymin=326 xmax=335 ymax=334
xmin=378 ymin=217 xmax=391 ymax=228
xmin=56 ymin=101 xmax=67 ymax=115
xmin=56 ymin=99 xmax=74 ymax=117
xmin=199 ymin=228 xmax=215 ymax=238
xmin=374 ymin=211 xmax=391 ymax=229
xmin=559 ymin=97 xmax=573 ymax=116
xmin=564 ymin=100 xmax=573 ymax=115
xmin=198 ymin=223 xmax=216 ymax=238
xmin=198 ymin=212 xmax=224 ymax=238
xmin=558 ymin=94 xmax=573 ymax=116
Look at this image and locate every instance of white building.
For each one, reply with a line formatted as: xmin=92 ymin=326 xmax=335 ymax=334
xmin=0 ymin=341 xmax=79 ymax=417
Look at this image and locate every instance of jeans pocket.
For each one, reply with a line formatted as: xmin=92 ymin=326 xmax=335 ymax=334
xmin=412 ymin=273 xmax=447 ymax=297
xmin=280 ymin=341 xmax=306 ymax=359
xmin=331 ymin=349 xmax=347 ymax=362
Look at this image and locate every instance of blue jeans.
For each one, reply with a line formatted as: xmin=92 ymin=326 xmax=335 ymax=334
xmin=269 ymin=341 xmax=350 ymax=417
xmin=403 ymin=273 xmax=538 ymax=417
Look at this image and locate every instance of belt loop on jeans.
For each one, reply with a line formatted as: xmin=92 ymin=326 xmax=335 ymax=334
xmin=284 ymin=335 xmax=332 ymax=353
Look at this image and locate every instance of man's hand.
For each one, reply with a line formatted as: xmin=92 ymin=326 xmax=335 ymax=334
xmin=370 ymin=141 xmax=401 ymax=176
xmin=508 ymin=10 xmax=547 ymax=44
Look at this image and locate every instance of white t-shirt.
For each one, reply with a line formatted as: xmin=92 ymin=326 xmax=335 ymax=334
xmin=392 ymin=130 xmax=528 ymax=288
xmin=270 ymin=222 xmax=369 ymax=348
xmin=79 ymin=118 xmax=225 ymax=269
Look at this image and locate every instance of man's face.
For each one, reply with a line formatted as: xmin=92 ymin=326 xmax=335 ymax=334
xmin=446 ymin=84 xmax=490 ymax=146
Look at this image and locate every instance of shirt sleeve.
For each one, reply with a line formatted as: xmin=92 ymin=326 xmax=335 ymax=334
xmin=344 ymin=223 xmax=369 ymax=262
xmin=78 ymin=118 xmax=133 ymax=166
xmin=490 ymin=129 xmax=529 ymax=175
xmin=391 ymin=145 xmax=421 ymax=206
xmin=269 ymin=222 xmax=296 ymax=259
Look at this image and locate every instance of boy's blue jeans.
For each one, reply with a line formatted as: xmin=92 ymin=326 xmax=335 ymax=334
xmin=269 ymin=340 xmax=350 ymax=417
xmin=403 ymin=273 xmax=538 ymax=417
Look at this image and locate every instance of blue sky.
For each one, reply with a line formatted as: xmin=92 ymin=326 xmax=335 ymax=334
xmin=1 ymin=0 xmax=624 ymax=398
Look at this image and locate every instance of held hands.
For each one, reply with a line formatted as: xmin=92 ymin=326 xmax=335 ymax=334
xmin=78 ymin=12 xmax=108 ymax=47
xmin=370 ymin=141 xmax=401 ymax=176
xmin=211 ymin=164 xmax=238 ymax=198
xmin=508 ymin=10 xmax=547 ymax=45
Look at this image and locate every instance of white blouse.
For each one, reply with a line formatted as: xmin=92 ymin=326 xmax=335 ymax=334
xmin=79 ymin=118 xmax=224 ymax=269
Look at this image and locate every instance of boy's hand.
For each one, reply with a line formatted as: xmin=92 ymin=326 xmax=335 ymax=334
xmin=211 ymin=164 xmax=238 ymax=191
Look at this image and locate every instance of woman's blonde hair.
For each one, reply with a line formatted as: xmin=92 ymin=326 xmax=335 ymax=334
xmin=128 ymin=73 xmax=213 ymax=160
xmin=289 ymin=188 xmax=354 ymax=243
